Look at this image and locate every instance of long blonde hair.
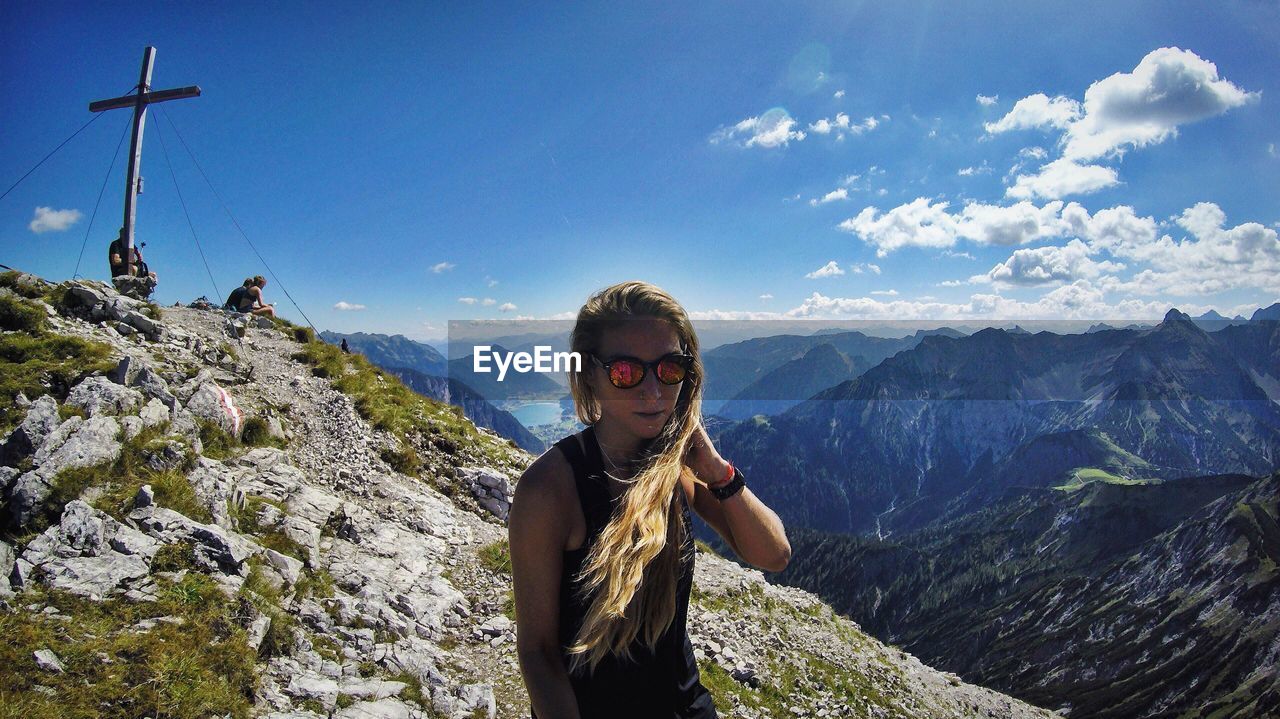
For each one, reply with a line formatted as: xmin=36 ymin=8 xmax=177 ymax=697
xmin=565 ymin=281 xmax=704 ymax=674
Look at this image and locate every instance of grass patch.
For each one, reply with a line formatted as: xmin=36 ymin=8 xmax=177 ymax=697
xmin=380 ymin=443 xmax=421 ymax=475
xmin=197 ymin=419 xmax=240 ymax=460
xmin=239 ymin=416 xmax=286 ymax=449
xmin=229 ymin=495 xmax=308 ymax=564
xmin=0 ymin=293 xmax=46 ymax=333
xmin=290 ymin=337 xmax=524 ymax=472
xmin=0 ymin=313 xmax=115 ymax=433
xmin=479 ymin=539 xmax=512 ymax=575
xmin=0 ymin=576 xmax=257 ymax=719
xmin=0 ymin=270 xmax=47 ymax=299
xmin=295 ymin=567 xmax=336 ymax=599
xmin=240 ymin=560 xmax=298 ymax=660
xmin=10 ymin=424 xmax=206 ymax=539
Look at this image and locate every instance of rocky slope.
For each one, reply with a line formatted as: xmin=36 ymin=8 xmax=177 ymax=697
xmin=0 ymin=272 xmax=1057 ymax=719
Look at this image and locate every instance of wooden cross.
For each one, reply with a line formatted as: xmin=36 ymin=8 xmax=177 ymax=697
xmin=89 ymin=46 xmax=200 ymax=275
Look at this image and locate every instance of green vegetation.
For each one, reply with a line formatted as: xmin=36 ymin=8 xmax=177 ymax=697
xmin=0 ymin=576 xmax=257 ymax=719
xmin=0 ymin=291 xmax=115 ymax=434
xmin=197 ymin=419 xmax=240 ymax=460
xmin=239 ymin=559 xmax=298 ymax=659
xmin=229 ymin=495 xmax=308 ymax=563
xmin=1053 ymin=466 xmax=1159 ymax=492
xmin=479 ymin=539 xmax=512 ymax=575
xmin=290 ymin=336 xmax=521 ymax=473
xmin=8 ymin=424 xmax=206 ymax=539
xmin=239 ymin=416 xmax=287 ymax=449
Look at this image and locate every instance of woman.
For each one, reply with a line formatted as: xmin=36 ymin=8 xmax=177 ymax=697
xmin=243 ymin=275 xmax=276 ymax=318
xmin=510 ymin=281 xmax=791 ymax=718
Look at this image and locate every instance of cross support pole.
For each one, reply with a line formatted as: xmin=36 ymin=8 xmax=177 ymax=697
xmin=89 ymin=46 xmax=200 ymax=276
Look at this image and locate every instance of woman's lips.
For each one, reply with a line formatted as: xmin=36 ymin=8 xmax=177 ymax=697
xmin=635 ymin=410 xmax=664 ymax=418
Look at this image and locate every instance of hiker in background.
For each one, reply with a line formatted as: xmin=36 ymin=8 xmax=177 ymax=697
xmin=108 ymin=228 xmax=157 ymax=281
xmin=224 ymin=278 xmax=255 ymax=312
xmin=340 ymin=338 xmax=350 ymax=353
xmin=244 ymin=275 xmax=276 ymax=318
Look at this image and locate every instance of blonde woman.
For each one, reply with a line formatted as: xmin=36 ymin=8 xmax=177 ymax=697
xmin=510 ymin=281 xmax=791 ymax=718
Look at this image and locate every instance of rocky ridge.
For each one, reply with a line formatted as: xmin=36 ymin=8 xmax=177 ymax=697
xmin=0 ymin=272 xmax=1057 ymax=718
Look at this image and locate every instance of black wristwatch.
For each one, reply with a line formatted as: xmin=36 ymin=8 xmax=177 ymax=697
xmin=711 ymin=466 xmax=746 ymax=501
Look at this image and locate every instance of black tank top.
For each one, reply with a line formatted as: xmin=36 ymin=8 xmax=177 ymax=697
xmin=533 ymin=426 xmax=717 ymax=719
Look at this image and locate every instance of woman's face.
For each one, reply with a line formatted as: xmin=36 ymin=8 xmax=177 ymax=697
xmin=589 ymin=317 xmax=685 ymax=442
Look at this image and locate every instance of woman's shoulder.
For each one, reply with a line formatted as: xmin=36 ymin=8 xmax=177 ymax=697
xmin=513 ymin=435 xmax=579 ymax=508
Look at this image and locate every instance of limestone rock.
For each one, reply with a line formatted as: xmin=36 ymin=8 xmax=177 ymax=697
xmin=33 ymin=649 xmax=65 ymax=674
xmin=8 ymin=416 xmax=121 ymax=529
xmin=185 ymin=381 xmax=242 ymax=435
xmin=65 ymin=376 xmax=143 ymax=417
xmin=0 ymin=395 xmax=61 ymax=465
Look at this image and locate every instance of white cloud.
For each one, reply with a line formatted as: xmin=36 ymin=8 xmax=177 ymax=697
xmin=457 ymin=297 xmax=477 ymax=305
xmin=840 ymin=199 xmax=958 ymax=257
xmin=869 ymin=289 xmax=899 ymax=296
xmin=1063 ymin=47 xmax=1257 ymax=161
xmin=499 ymin=302 xmax=518 ymax=312
xmin=805 ymin=260 xmax=845 ymax=279
xmin=809 ymin=188 xmax=849 ymax=206
xmin=486 ymin=277 xmax=499 ymax=287
xmin=984 ymin=94 xmax=1082 ymax=133
xmin=1020 ymin=146 xmax=1048 ymax=160
xmin=784 ymin=281 xmax=1172 ymax=321
xmin=876 ymin=188 xmax=888 ymax=196
xmin=834 ymin=89 xmax=846 ymax=99
xmin=759 ymin=293 xmax=774 ymax=301
xmin=841 ymin=174 xmax=861 ymax=186
xmin=840 ymin=198 xmax=1074 ymax=255
xmin=431 ymin=261 xmax=455 ymax=273
xmin=481 ymin=298 xmax=496 ymax=306
xmin=808 ymin=113 xmax=883 ymax=140
xmin=958 ymin=163 xmax=993 ymax=176
xmin=333 ymin=301 xmax=366 ymax=311
xmin=1269 ymin=142 xmax=1277 ymax=158
xmin=1006 ymin=158 xmax=1119 ymax=200
xmin=941 ymin=250 xmax=976 ymax=260
xmin=28 ymin=206 xmax=82 ymax=234
xmin=1086 ymin=202 xmax=1280 ymax=296
xmin=711 ymin=109 xmax=806 ymax=148
xmin=972 ymin=238 xmax=1125 ymax=287
xmin=977 ymin=94 xmax=999 ymax=107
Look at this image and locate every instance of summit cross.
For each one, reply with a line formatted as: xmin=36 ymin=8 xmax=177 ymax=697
xmin=88 ymin=46 xmax=201 ymax=274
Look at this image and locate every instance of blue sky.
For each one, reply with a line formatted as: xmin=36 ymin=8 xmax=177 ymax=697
xmin=2 ymin=2 xmax=1277 ymax=340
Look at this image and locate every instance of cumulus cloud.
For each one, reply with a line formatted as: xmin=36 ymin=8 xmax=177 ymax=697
xmin=984 ymin=94 xmax=1082 ymax=134
xmin=1006 ymin=158 xmax=1119 ymax=200
xmin=840 ymin=199 xmax=958 ymax=257
xmin=431 ymin=261 xmax=455 ymax=273
xmin=808 ymin=113 xmax=885 ymax=140
xmin=972 ymin=239 xmax=1125 ymax=287
xmin=834 ymin=89 xmax=846 ymax=99
xmin=29 ymin=207 xmax=82 ymax=234
xmin=1086 ymin=202 xmax=1280 ymax=296
xmin=499 ymin=302 xmax=518 ymax=312
xmin=869 ymin=289 xmax=899 ymax=296
xmin=711 ymin=109 xmax=806 ymax=148
xmin=481 ymin=298 xmax=496 ymax=306
xmin=457 ymin=297 xmax=477 ymax=305
xmin=839 ymin=198 xmax=1074 ymax=255
xmin=809 ymin=188 xmax=849 ymax=206
xmin=805 ymin=260 xmax=845 ymax=279
xmin=333 ymin=301 xmax=366 ymax=311
xmin=849 ymin=262 xmax=881 ymax=274
xmin=977 ymin=94 xmax=999 ymax=107
xmin=760 ymin=293 xmax=774 ymax=301
xmin=1063 ymin=47 xmax=1257 ymax=161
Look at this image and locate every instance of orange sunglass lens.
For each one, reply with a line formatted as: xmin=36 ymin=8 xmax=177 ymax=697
xmin=656 ymin=359 xmax=687 ymax=384
xmin=609 ymin=361 xmax=643 ymax=388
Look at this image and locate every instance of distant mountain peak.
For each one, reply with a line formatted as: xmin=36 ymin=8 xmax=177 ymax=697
xmin=1162 ymin=308 xmax=1194 ymax=325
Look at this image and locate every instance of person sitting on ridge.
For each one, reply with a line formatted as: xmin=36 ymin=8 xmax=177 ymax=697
xmin=108 ymin=228 xmax=157 ymax=281
xmin=224 ymin=278 xmax=255 ymax=312
xmin=243 ymin=275 xmax=276 ymax=318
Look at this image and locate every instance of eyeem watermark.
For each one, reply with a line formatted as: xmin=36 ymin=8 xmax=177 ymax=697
xmin=473 ymin=345 xmax=582 ymax=381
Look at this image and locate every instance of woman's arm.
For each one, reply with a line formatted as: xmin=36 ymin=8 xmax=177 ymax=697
xmin=509 ymin=453 xmax=581 ymax=719
xmin=683 ymin=423 xmax=791 ymax=572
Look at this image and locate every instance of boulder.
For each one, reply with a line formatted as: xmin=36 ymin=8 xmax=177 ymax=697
xmin=129 ymin=505 xmax=252 ymax=576
xmin=184 ymin=382 xmax=243 ymax=435
xmin=0 ymin=541 xmax=14 ymax=597
xmin=67 ymin=284 xmax=106 ymax=309
xmin=0 ymin=395 xmax=61 ymax=465
xmin=9 ymin=416 xmax=121 ymax=529
xmin=16 ymin=501 xmax=154 ymax=598
xmin=33 ymin=649 xmax=66 ymax=674
xmin=111 ymin=274 xmax=156 ymax=301
xmin=65 ymin=376 xmax=143 ymax=417
xmin=107 ymin=356 xmax=138 ymax=385
xmin=131 ymin=366 xmax=177 ymax=409
xmin=139 ymin=398 xmax=172 ymax=427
